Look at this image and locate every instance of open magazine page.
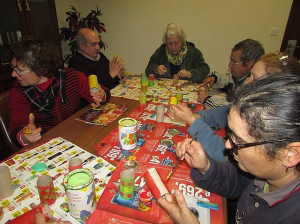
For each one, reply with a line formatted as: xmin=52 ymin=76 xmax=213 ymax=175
xmin=76 ymin=103 xmax=129 ymax=126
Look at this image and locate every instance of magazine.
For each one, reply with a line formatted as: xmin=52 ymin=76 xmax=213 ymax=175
xmin=76 ymin=103 xmax=129 ymax=126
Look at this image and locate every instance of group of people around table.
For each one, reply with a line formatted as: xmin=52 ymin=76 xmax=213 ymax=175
xmin=5 ymin=21 xmax=300 ymax=224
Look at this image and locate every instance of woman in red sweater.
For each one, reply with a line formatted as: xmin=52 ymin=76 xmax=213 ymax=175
xmin=8 ymin=39 xmax=110 ymax=147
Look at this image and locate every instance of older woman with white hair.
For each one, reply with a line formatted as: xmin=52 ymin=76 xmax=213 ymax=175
xmin=145 ymin=23 xmax=210 ymax=83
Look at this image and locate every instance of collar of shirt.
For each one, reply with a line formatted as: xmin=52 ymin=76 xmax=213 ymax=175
xmin=252 ymin=176 xmax=300 ymax=206
xmin=78 ymin=50 xmax=100 ymax=61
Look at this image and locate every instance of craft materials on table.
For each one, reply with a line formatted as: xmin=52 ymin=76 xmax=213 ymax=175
xmin=0 ymin=137 xmax=115 ymax=223
xmin=111 ymin=77 xmax=200 ymax=103
xmin=96 ymin=160 xmax=224 ymax=224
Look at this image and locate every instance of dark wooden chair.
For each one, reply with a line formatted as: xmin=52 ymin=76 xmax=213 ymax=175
xmin=0 ymin=90 xmax=20 ymax=158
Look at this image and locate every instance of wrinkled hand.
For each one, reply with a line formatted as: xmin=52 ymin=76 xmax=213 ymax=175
xmin=109 ymin=56 xmax=125 ymax=78
xmin=156 ymin=65 xmax=168 ymax=75
xmin=176 ymin=138 xmax=210 ymax=173
xmin=177 ymin=69 xmax=191 ymax=78
xmin=35 ymin=212 xmax=71 ymax=224
xmin=91 ymin=88 xmax=106 ymax=108
xmin=168 ymin=103 xmax=196 ymax=126
xmin=200 ymin=76 xmax=215 ymax=90
xmin=22 ymin=113 xmax=42 ymax=144
xmin=197 ymin=88 xmax=210 ymax=104
xmin=158 ymin=190 xmax=199 ymax=224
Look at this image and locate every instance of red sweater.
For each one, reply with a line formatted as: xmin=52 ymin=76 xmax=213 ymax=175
xmin=9 ymin=68 xmax=110 ymax=146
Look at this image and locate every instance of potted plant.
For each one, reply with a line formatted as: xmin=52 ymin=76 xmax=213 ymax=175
xmin=59 ymin=5 xmax=107 ymax=61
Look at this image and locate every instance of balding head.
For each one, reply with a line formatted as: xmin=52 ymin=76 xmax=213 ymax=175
xmin=76 ymin=28 xmax=100 ymax=59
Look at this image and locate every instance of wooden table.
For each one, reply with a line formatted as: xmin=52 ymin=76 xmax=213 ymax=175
xmin=22 ymin=96 xmax=228 ymax=224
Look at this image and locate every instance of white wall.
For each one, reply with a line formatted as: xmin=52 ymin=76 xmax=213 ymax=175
xmin=55 ymin=0 xmax=293 ymax=75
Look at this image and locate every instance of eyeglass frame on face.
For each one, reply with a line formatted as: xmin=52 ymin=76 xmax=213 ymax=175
xmin=229 ymin=58 xmax=246 ymax=66
xmin=10 ymin=62 xmax=31 ymax=77
xmin=227 ymin=129 xmax=291 ymax=150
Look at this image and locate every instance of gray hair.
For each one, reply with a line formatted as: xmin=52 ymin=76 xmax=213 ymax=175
xmin=162 ymin=23 xmax=186 ymax=44
xmin=76 ymin=31 xmax=87 ymax=47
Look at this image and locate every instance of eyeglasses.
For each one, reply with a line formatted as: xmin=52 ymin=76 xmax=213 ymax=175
xmin=227 ymin=129 xmax=291 ymax=150
xmin=229 ymin=59 xmax=245 ymax=66
xmin=10 ymin=63 xmax=31 ymax=77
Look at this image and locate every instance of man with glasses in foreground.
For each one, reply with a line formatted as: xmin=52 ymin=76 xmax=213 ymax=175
xmin=198 ymin=39 xmax=264 ymax=109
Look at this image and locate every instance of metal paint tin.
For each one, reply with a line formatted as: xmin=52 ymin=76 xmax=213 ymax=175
xmin=138 ymin=189 xmax=153 ymax=211
xmin=64 ymin=169 xmax=96 ymax=220
xmin=118 ymin=118 xmax=137 ymax=150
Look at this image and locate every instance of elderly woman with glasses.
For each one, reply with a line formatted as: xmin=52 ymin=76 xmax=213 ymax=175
xmin=8 ymin=39 xmax=110 ymax=147
xmin=145 ymin=23 xmax=210 ymax=83
xmin=159 ymin=72 xmax=300 ymax=223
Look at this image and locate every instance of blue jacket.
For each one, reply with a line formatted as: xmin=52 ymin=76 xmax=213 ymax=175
xmin=187 ymin=105 xmax=231 ymax=162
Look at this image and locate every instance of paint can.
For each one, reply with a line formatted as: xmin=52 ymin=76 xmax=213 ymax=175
xmin=138 ymin=189 xmax=153 ymax=211
xmin=118 ymin=118 xmax=137 ymax=150
xmin=64 ymin=169 xmax=96 ymax=220
xmin=144 ymin=168 xmax=169 ymax=201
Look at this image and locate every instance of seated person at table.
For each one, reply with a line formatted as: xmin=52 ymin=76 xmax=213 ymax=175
xmin=8 ymin=38 xmax=110 ymax=147
xmin=160 ymin=72 xmax=300 ymax=223
xmin=168 ymin=52 xmax=300 ymax=162
xmin=68 ymin=28 xmax=125 ymax=90
xmin=145 ymin=23 xmax=210 ymax=83
xmin=198 ymin=39 xmax=264 ymax=109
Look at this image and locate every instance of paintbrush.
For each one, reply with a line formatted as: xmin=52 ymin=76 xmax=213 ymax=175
xmin=163 ymin=83 xmax=172 ymax=93
xmin=165 ymin=154 xmax=184 ymax=182
xmin=166 ymin=134 xmax=198 ymax=182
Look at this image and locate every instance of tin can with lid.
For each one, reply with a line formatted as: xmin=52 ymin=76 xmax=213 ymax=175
xmin=118 ymin=118 xmax=138 ymax=150
xmin=64 ymin=169 xmax=96 ymax=220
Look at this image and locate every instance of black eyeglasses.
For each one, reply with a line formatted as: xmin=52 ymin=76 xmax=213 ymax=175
xmin=227 ymin=130 xmax=291 ymax=150
xmin=10 ymin=63 xmax=31 ymax=77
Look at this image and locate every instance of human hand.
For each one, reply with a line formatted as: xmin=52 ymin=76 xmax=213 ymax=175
xmin=197 ymin=87 xmax=210 ymax=104
xmin=158 ymin=190 xmax=199 ymax=224
xmin=91 ymin=88 xmax=106 ymax=108
xmin=176 ymin=138 xmax=210 ymax=173
xmin=109 ymin=56 xmax=125 ymax=78
xmin=177 ymin=69 xmax=192 ymax=78
xmin=156 ymin=65 xmax=168 ymax=75
xmin=200 ymin=77 xmax=215 ymax=90
xmin=35 ymin=212 xmax=71 ymax=224
xmin=168 ymin=103 xmax=196 ymax=126
xmin=22 ymin=113 xmax=42 ymax=144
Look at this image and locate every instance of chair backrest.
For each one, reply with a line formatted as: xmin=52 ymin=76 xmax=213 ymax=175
xmin=0 ymin=90 xmax=20 ymax=156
